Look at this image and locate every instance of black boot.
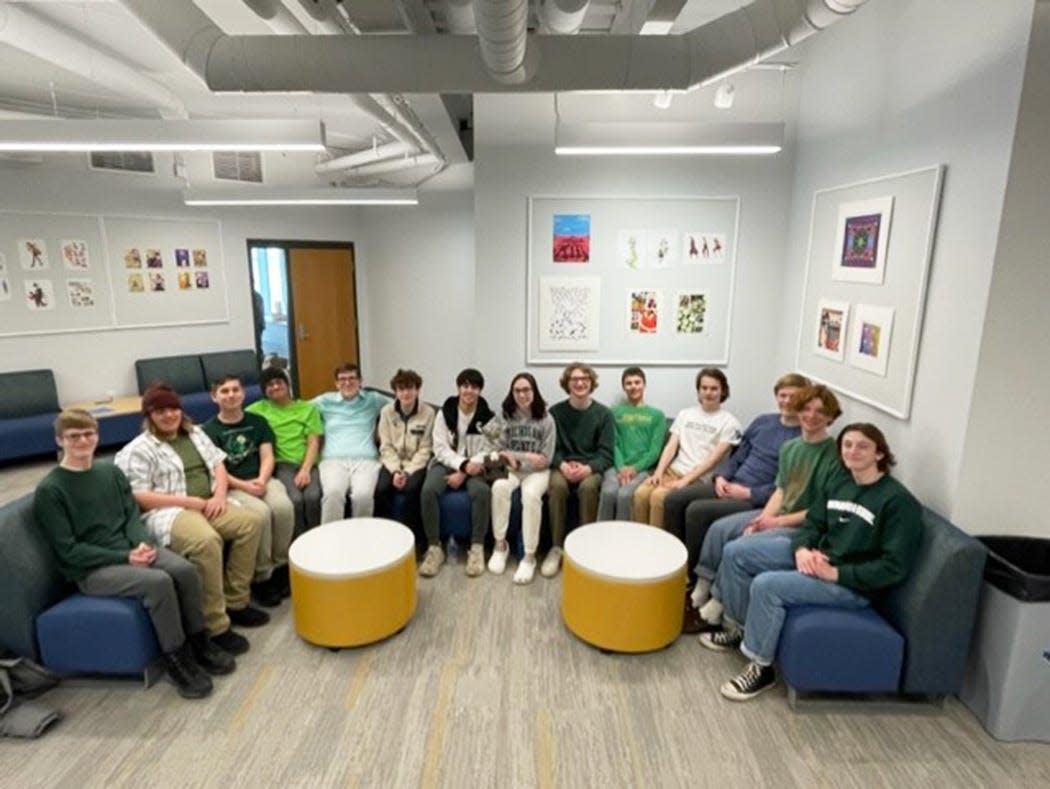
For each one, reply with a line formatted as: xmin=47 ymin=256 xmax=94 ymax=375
xmin=271 ymin=564 xmax=291 ymax=598
xmin=163 ymin=647 xmax=212 ymax=699
xmin=251 ymin=577 xmax=282 ymax=608
xmin=189 ymin=631 xmax=236 ymax=675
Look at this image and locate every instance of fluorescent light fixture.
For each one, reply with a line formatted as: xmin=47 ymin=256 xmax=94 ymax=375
xmin=0 ymin=119 xmax=326 ymax=152
xmin=639 ymin=20 xmax=674 ymax=35
xmin=555 ymin=122 xmax=783 ymax=156
xmin=183 ymin=187 xmax=418 ymax=206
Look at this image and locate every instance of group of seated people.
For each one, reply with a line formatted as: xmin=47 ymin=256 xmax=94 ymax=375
xmin=31 ymin=359 xmax=923 ymax=704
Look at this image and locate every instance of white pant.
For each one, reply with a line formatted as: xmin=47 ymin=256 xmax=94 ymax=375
xmin=228 ymin=480 xmax=295 ymax=581
xmin=491 ymin=470 xmax=550 ymax=555
xmin=319 ymin=458 xmax=382 ymax=523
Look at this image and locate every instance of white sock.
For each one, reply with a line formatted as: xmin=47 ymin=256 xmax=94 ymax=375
xmin=690 ymin=579 xmax=711 ymax=609
xmin=699 ymin=597 xmax=724 ymax=625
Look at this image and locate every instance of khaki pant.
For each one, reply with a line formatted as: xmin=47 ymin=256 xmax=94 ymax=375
xmin=632 ymin=469 xmax=686 ymax=527
xmin=169 ymin=504 xmax=262 ymax=635
xmin=228 ymin=479 xmax=295 ymax=581
xmin=547 ymin=471 xmax=602 ymax=547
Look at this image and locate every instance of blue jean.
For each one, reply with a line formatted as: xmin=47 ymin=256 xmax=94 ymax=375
xmin=695 ymin=509 xmax=759 ymax=582
xmin=718 ymin=536 xmax=869 ymax=665
xmin=597 ymin=468 xmax=649 ymax=521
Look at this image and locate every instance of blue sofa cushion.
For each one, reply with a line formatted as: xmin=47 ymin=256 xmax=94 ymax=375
xmin=179 ymin=391 xmax=218 ymax=425
xmin=777 ymin=605 xmax=904 ymax=693
xmin=0 ymin=369 xmax=59 ymax=419
xmin=135 ymin=355 xmax=206 ymax=396
xmin=36 ymin=594 xmax=159 ymax=675
xmin=0 ymin=412 xmax=61 ymax=461
xmin=439 ymin=489 xmax=472 ymax=541
xmin=200 ymin=349 xmax=260 ymax=388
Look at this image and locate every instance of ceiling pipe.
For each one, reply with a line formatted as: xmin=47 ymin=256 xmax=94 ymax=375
xmin=240 ymin=1 xmax=305 ymax=35
xmin=293 ymin=0 xmax=350 ymax=34
xmin=121 ymin=0 xmax=869 ymax=93
xmin=345 ymin=153 xmax=441 ymax=177
xmin=538 ymin=0 xmax=590 ymax=35
xmin=314 ymin=140 xmax=416 ymax=173
xmin=0 ymin=2 xmax=185 ymax=118
xmin=445 ymin=0 xmax=475 ymax=34
xmin=474 ymin=0 xmax=530 ymax=84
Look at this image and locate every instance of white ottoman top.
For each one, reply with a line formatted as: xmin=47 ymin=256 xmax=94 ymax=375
xmin=289 ymin=518 xmax=415 ymax=577
xmin=564 ymin=521 xmax=687 ymax=582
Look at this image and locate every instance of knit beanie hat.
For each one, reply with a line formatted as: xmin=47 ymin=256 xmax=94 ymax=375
xmin=141 ymin=384 xmax=182 ymax=415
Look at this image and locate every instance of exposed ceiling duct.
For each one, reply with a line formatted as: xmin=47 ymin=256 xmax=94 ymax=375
xmin=474 ymin=0 xmax=529 ymax=84
xmin=239 ymin=0 xmax=304 ymax=35
xmin=538 ymin=0 xmax=591 ymax=36
xmin=120 ymin=0 xmax=870 ymax=94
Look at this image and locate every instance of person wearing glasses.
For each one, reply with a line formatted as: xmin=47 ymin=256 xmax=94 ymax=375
xmin=35 ymin=409 xmax=235 ymax=699
xmin=545 ymin=362 xmax=616 ymax=578
xmin=311 ymin=363 xmax=391 ymax=524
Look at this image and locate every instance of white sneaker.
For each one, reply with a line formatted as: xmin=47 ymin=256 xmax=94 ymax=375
xmin=699 ymin=597 xmax=724 ymax=626
xmin=513 ymin=556 xmax=537 ymax=585
xmin=488 ymin=544 xmax=510 ymax=575
xmin=465 ymin=544 xmax=485 ymax=577
xmin=540 ymin=547 xmax=563 ymax=578
xmin=418 ymin=545 xmax=445 ymax=577
xmin=690 ymin=579 xmax=711 ymax=609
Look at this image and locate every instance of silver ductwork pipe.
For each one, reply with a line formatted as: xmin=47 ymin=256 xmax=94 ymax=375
xmin=445 ymin=0 xmax=475 ymax=34
xmin=538 ymin=0 xmax=590 ymax=35
xmin=240 ymin=0 xmax=305 ymax=35
xmin=474 ymin=0 xmax=529 ymax=84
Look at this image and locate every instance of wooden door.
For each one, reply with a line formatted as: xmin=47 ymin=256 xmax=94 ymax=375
xmin=288 ymin=247 xmax=358 ymax=400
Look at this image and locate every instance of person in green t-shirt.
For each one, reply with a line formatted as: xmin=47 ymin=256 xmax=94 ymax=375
xmin=246 ymin=367 xmax=323 ymax=535
xmin=36 ymin=409 xmax=235 ymax=699
xmin=203 ymin=374 xmax=295 ymax=607
xmin=597 ymin=366 xmax=665 ymax=521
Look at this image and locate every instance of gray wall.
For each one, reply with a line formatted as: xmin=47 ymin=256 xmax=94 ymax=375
xmin=955 ymin=0 xmax=1050 ymax=537
xmin=777 ymin=0 xmax=1033 ymax=520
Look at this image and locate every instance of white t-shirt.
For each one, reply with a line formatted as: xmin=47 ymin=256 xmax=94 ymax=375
xmin=669 ymin=405 xmax=741 ymax=475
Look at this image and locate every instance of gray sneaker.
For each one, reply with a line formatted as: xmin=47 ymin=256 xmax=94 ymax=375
xmin=419 ymin=545 xmax=445 ymax=577
xmin=540 ymin=547 xmax=563 ymax=578
xmin=465 ymin=544 xmax=485 ymax=577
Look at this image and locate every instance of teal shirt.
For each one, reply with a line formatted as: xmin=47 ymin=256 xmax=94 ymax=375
xmin=311 ymin=390 xmax=392 ymax=461
xmin=33 ymin=462 xmax=152 ymax=582
xmin=611 ymin=402 xmax=666 ymax=472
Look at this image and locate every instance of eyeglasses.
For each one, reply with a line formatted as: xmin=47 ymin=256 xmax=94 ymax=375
xmin=336 ymin=376 xmax=359 ymax=383
xmin=513 ymin=387 xmax=533 ymax=394
xmin=62 ymin=430 xmax=97 ymax=441
xmin=568 ymin=375 xmax=591 ymax=383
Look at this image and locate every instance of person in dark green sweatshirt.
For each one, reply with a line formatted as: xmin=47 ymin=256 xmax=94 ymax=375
xmin=33 ymin=409 xmax=235 ymax=699
xmin=698 ymin=423 xmax=922 ymax=701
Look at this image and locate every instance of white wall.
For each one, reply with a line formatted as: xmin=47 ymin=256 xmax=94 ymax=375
xmin=776 ymin=0 xmax=1034 ymax=519
xmin=471 ymin=94 xmax=798 ymax=424
xmin=955 ymin=0 xmax=1050 ymax=536
xmin=0 ymin=154 xmax=365 ymax=401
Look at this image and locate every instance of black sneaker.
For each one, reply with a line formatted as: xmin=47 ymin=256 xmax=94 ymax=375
xmin=721 ymin=661 xmax=777 ymax=701
xmin=251 ymin=578 xmax=283 ymax=608
xmin=163 ymin=650 xmax=213 ymax=699
xmin=189 ymin=632 xmax=236 ymax=675
xmin=698 ymin=627 xmax=743 ymax=652
xmin=682 ymin=597 xmax=705 ymax=635
xmin=272 ymin=564 xmax=291 ymax=598
xmin=228 ymin=605 xmax=270 ymax=628
xmin=212 ymin=628 xmax=250 ymax=656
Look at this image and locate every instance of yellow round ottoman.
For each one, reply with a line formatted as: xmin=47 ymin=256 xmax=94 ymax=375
xmin=289 ymin=518 xmax=416 ymax=648
xmin=561 ymin=521 xmax=687 ymax=653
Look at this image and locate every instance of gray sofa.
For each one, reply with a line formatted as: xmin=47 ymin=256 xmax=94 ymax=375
xmin=0 ymin=369 xmax=61 ymax=463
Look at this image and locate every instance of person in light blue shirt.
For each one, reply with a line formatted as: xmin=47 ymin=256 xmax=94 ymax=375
xmin=312 ymin=363 xmax=392 ymax=523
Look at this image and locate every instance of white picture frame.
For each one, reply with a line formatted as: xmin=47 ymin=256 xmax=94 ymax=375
xmin=831 ymin=195 xmax=894 ymax=284
xmin=814 ymin=299 xmax=850 ymax=362
xmin=847 ymin=304 xmax=895 ymax=376
xmin=538 ymin=276 xmax=601 ymax=351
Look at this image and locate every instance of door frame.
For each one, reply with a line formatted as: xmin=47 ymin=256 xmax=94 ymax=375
xmin=246 ymin=239 xmax=359 ymax=397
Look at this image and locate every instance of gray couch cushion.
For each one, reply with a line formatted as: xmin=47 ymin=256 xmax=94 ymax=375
xmin=135 ymin=355 xmax=206 ymax=396
xmin=0 ymin=370 xmax=59 ymax=420
xmin=200 ymin=349 xmax=260 ymax=388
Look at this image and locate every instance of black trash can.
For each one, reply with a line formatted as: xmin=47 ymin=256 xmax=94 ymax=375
xmin=960 ymin=536 xmax=1050 ymax=742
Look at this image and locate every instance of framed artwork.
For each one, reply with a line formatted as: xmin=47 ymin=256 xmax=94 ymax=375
xmin=538 ymin=276 xmax=600 ymax=351
xmin=67 ymin=279 xmax=96 ymax=308
xmin=832 ymin=196 xmax=893 ymax=284
xmin=24 ymin=279 xmax=55 ymax=311
xmin=627 ymin=288 xmax=661 ymax=335
xmin=683 ymin=232 xmax=726 ymax=263
xmin=647 ymin=229 xmax=678 ymax=268
xmin=18 ymin=239 xmax=49 ymax=271
xmin=616 ymin=229 xmax=646 ymax=270
xmin=814 ymin=299 xmax=850 ymax=362
xmin=61 ymin=240 xmax=90 ymax=271
xmin=552 ymin=213 xmax=590 ymax=263
xmin=847 ymin=304 xmax=895 ymax=376
xmin=675 ymin=290 xmax=707 ymax=334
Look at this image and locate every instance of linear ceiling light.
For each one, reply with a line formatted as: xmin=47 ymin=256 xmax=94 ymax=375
xmin=182 ymin=187 xmax=418 ymax=206
xmin=555 ymin=122 xmax=783 ymax=156
xmin=0 ymin=120 xmax=326 ymax=152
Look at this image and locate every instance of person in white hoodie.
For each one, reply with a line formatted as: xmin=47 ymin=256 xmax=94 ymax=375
xmin=488 ymin=373 xmax=557 ymax=585
xmin=418 ymin=368 xmax=498 ymax=578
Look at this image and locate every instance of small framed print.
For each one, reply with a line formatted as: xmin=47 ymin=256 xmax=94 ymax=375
xmin=814 ymin=299 xmax=850 ymax=362
xmin=847 ymin=304 xmax=895 ymax=376
xmin=832 ymin=196 xmax=894 ymax=284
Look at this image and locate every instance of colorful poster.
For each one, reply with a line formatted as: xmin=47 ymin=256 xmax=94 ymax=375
xmin=627 ymin=289 xmax=661 ymax=334
xmin=195 ymin=271 xmax=210 ymax=289
xmin=832 ymin=196 xmax=893 ymax=284
xmin=177 ymin=270 xmax=193 ymax=290
xmin=847 ymin=304 xmax=895 ymax=376
xmin=61 ymin=240 xmax=90 ymax=270
xmin=123 ymin=248 xmax=143 ymax=269
xmin=192 ymin=248 xmax=208 ymax=268
xmin=815 ymin=299 xmax=850 ymax=362
xmin=675 ymin=291 xmax=707 ymax=334
xmin=552 ymin=213 xmax=590 ymax=263
xmin=146 ymin=248 xmax=164 ymax=268
xmin=67 ymin=279 xmax=96 ymax=308
xmin=18 ymin=239 xmax=49 ymax=270
xmin=24 ymin=279 xmax=55 ymax=310
xmin=149 ymin=271 xmax=166 ymax=292
xmin=683 ymin=232 xmax=726 ymax=263
xmin=127 ymin=273 xmax=145 ymax=293
xmin=538 ymin=276 xmax=600 ymax=350
xmin=175 ymin=248 xmax=190 ymax=268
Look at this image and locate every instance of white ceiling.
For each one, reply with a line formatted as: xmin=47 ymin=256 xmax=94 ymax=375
xmin=0 ymin=1 xmax=806 ymax=190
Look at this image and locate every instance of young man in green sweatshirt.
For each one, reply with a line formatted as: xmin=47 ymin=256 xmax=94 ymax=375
xmin=33 ymin=410 xmax=235 ymax=700
xmin=597 ymin=366 xmax=665 ymax=521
